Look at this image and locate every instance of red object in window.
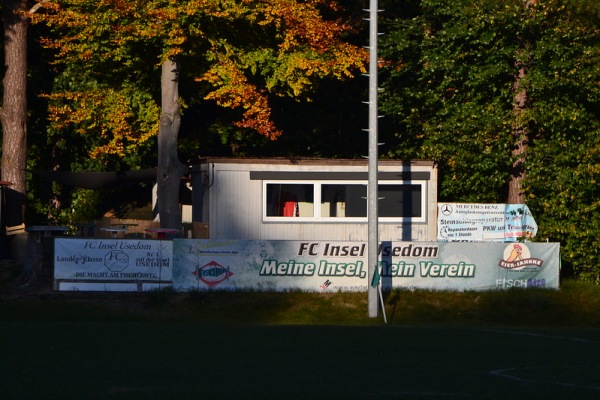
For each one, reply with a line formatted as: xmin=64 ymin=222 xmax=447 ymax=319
xmin=283 ymin=201 xmax=299 ymax=217
xmin=275 ymin=192 xmax=299 ymax=217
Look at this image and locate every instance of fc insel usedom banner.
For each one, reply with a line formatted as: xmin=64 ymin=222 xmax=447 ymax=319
xmin=54 ymin=238 xmax=173 ymax=291
xmin=173 ymin=240 xmax=559 ymax=292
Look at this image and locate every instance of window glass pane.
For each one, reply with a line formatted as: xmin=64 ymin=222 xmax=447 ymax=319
xmin=266 ymin=184 xmax=314 ymax=217
xmin=321 ymin=184 xmax=366 ymax=217
xmin=379 ymin=184 xmax=422 ymax=217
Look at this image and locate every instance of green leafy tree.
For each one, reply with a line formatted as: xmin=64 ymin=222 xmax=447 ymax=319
xmin=379 ymin=0 xmax=600 ymax=281
xmin=524 ymin=0 xmax=600 ymax=282
xmin=380 ymin=0 xmax=523 ymax=202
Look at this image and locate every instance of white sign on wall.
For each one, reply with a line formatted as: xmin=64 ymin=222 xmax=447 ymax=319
xmin=437 ymin=203 xmax=538 ymax=242
xmin=54 ymin=238 xmax=173 ymax=291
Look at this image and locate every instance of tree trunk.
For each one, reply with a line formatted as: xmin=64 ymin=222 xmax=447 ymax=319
xmin=157 ymin=57 xmax=187 ymax=231
xmin=509 ymin=64 xmax=528 ymax=205
xmin=508 ymin=0 xmax=536 ymax=205
xmin=0 ymin=0 xmax=28 ymax=227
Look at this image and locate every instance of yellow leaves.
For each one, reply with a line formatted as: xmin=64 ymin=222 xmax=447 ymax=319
xmin=261 ymin=0 xmax=348 ymax=55
xmin=194 ymin=0 xmax=367 ymax=139
xmin=181 ymin=0 xmax=210 ymax=16
xmin=201 ymin=57 xmax=281 ymax=139
xmin=42 ymin=88 xmax=159 ymax=158
xmin=34 ymin=0 xmax=367 ymax=141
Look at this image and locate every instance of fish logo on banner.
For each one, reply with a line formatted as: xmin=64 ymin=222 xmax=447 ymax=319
xmin=193 ymin=261 xmax=234 ymax=287
xmin=498 ymin=243 xmax=543 ymax=271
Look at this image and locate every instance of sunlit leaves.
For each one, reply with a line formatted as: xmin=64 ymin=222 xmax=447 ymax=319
xmin=32 ymin=0 xmax=367 ymax=144
xmin=43 ymin=85 xmax=159 ymax=159
xmin=201 ymin=55 xmax=280 ymax=138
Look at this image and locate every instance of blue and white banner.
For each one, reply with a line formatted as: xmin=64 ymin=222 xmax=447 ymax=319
xmin=173 ymin=240 xmax=559 ymax=292
xmin=54 ymin=238 xmax=173 ymax=291
xmin=53 ymin=238 xmax=558 ymax=292
xmin=437 ymin=203 xmax=538 ymax=242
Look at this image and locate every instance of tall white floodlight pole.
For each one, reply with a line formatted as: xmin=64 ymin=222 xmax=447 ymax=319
xmin=367 ymin=0 xmax=379 ymax=318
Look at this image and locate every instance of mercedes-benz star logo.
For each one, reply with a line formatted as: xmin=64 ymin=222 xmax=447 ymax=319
xmin=441 ymin=204 xmax=453 ymax=216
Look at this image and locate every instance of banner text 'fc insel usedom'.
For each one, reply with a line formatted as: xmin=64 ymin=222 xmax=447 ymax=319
xmin=173 ymin=240 xmax=559 ymax=292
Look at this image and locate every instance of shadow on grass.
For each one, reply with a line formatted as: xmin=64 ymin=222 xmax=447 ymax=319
xmin=382 ymin=279 xmax=600 ymax=327
xmin=1 ymin=258 xmax=599 ymax=328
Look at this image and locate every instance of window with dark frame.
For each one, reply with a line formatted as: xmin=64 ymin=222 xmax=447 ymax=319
xmin=264 ymin=181 xmax=424 ymax=221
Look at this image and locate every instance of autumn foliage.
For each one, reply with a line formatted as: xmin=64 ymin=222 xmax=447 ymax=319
xmin=31 ymin=0 xmax=367 ymax=155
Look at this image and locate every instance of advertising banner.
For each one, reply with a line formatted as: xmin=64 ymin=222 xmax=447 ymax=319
xmin=54 ymin=238 xmax=173 ymax=291
xmin=437 ymin=203 xmax=538 ymax=242
xmin=172 ymin=240 xmax=559 ymax=292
